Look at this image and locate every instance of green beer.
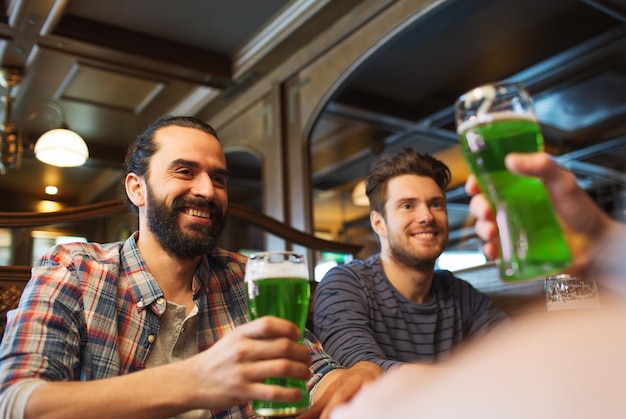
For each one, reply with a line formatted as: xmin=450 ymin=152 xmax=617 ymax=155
xmin=245 ymin=252 xmax=311 ymax=417
xmin=457 ymin=109 xmax=571 ymax=281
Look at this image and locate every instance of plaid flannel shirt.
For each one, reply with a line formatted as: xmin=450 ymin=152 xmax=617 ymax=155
xmin=0 ymin=232 xmax=340 ymax=418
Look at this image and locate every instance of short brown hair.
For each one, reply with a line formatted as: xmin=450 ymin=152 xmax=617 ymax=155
xmin=365 ymin=148 xmax=451 ymax=215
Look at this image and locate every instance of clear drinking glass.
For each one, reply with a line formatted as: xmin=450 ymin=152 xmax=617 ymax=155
xmin=455 ymin=81 xmax=572 ymax=281
xmin=245 ymin=251 xmax=311 ymax=417
xmin=545 ymin=274 xmax=601 ymax=311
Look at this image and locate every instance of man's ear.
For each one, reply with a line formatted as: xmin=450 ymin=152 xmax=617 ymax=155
xmin=370 ymin=210 xmax=387 ymax=238
xmin=125 ymin=173 xmax=146 ymax=208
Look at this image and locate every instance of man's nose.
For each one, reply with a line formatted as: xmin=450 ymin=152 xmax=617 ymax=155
xmin=415 ymin=204 xmax=434 ymax=223
xmin=191 ymin=173 xmax=215 ymax=199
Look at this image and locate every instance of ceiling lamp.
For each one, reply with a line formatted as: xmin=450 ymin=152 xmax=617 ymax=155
xmin=34 ymin=127 xmax=89 ymax=167
xmin=28 ymin=100 xmax=89 ymax=168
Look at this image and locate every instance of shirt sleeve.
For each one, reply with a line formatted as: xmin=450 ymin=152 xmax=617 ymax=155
xmin=0 ymin=249 xmax=83 ymax=400
xmin=303 ymin=328 xmax=343 ymax=393
xmin=0 ymin=378 xmax=46 ymax=419
xmin=313 ymin=266 xmax=402 ymax=370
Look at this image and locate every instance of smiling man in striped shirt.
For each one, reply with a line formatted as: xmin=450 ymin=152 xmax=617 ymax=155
xmin=314 ymin=148 xmax=507 ymax=371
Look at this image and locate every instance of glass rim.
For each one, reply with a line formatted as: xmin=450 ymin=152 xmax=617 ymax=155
xmin=545 ymin=274 xmax=575 ymax=281
xmin=248 ymin=250 xmax=304 ymax=260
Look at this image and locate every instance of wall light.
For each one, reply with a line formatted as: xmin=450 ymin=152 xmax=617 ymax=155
xmin=351 ymin=180 xmax=369 ymax=207
xmin=35 ymin=128 xmax=89 ymax=167
xmin=0 ymin=66 xmax=21 ymax=174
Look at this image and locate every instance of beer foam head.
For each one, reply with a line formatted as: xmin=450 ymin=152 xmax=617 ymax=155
xmin=456 ymin=110 xmax=537 ymax=134
xmin=245 ymin=251 xmax=309 ymax=281
xmin=456 ymin=82 xmax=537 ymax=134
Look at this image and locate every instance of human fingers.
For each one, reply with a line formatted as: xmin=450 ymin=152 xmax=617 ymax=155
xmin=232 ymin=337 xmax=312 ymax=370
xmin=247 ymin=381 xmax=307 ymax=403
xmin=239 ymin=357 xmax=312 ymax=383
xmin=465 ymin=175 xmax=499 ymax=260
xmin=505 ymin=152 xmax=580 ymax=206
xmin=481 ymin=241 xmax=499 ymax=261
xmin=315 ymin=377 xmax=369 ymax=419
xmin=468 ymin=193 xmax=498 ymax=246
xmin=242 ymin=316 xmax=303 ymax=342
xmin=473 ymin=216 xmax=498 ymax=243
xmin=302 ymin=362 xmax=383 ymax=419
xmin=189 ymin=358 xmax=310 ymax=409
xmin=464 ymin=173 xmax=481 ymax=196
xmin=505 ymin=152 xmax=608 ymax=236
xmin=299 ymin=374 xmax=352 ymax=419
xmin=468 ymin=192 xmax=494 ymax=224
xmin=188 ymin=334 xmax=311 ymax=408
xmin=504 ymin=151 xmax=554 ymax=177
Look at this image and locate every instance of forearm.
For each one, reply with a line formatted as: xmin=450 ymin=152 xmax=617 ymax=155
xmin=307 ymin=361 xmax=384 ymax=419
xmin=319 ymin=332 xmax=400 ymax=371
xmin=24 ymin=362 xmax=199 ymax=419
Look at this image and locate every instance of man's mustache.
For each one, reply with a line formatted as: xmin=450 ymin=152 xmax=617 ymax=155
xmin=172 ymin=197 xmax=223 ymax=218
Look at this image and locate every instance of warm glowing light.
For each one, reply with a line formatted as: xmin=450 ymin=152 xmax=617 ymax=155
xmin=45 ymin=185 xmax=58 ymax=195
xmin=37 ymin=200 xmax=63 ymax=213
xmin=34 ymin=129 xmax=89 ymax=167
xmin=351 ymin=180 xmax=369 ymax=206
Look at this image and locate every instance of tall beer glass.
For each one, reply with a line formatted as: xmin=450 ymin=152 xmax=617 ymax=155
xmin=245 ymin=251 xmax=311 ymax=417
xmin=455 ymin=82 xmax=571 ymax=281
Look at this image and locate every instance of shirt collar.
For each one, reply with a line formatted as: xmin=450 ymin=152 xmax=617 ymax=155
xmin=121 ymin=232 xmax=165 ymax=313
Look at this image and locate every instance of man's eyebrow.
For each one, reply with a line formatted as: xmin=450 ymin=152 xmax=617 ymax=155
xmin=213 ymin=167 xmax=229 ymax=177
xmin=169 ymin=158 xmax=199 ymax=168
xmin=168 ymin=159 xmax=228 ymax=176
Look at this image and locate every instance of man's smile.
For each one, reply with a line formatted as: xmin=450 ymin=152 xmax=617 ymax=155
xmin=410 ymin=230 xmax=438 ymax=240
xmin=182 ymin=207 xmax=211 ymax=219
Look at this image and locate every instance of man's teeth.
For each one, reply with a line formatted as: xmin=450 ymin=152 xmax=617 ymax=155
xmin=184 ymin=208 xmax=210 ymax=218
xmin=414 ymin=233 xmax=435 ymax=238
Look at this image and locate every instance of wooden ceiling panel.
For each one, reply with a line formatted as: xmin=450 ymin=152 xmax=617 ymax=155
xmin=59 ymin=64 xmax=164 ymax=113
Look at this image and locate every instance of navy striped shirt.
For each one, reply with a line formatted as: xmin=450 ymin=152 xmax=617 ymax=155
xmin=313 ymin=254 xmax=507 ymax=370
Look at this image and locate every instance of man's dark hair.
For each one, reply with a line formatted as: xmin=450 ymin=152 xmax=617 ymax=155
xmin=123 ymin=115 xmax=220 ymax=212
xmin=365 ymin=147 xmax=451 ymax=216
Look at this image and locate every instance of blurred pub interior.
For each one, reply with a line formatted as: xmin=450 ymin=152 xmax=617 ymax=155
xmin=0 ymin=0 xmax=625 ymax=313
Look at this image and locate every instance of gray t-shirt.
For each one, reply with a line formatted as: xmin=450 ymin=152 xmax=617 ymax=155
xmin=313 ymin=254 xmax=507 ymax=370
xmin=145 ymin=301 xmax=204 ymax=419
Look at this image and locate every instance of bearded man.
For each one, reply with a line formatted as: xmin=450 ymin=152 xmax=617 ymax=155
xmin=313 ymin=148 xmax=507 ymax=371
xmin=0 ymin=115 xmax=382 ymax=419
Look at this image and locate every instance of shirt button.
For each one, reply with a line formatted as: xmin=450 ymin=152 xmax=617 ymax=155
xmin=156 ymin=297 xmax=165 ymax=305
xmin=148 ymin=335 xmax=155 ymax=343
xmin=136 ymin=301 xmax=144 ymax=308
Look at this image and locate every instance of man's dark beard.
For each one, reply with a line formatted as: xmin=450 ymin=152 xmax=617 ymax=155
xmin=389 ymin=240 xmax=439 ymax=271
xmin=387 ymin=226 xmax=445 ymax=271
xmin=146 ymin=186 xmax=227 ymax=259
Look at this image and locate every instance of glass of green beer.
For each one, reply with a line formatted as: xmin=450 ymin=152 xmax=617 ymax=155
xmin=245 ymin=251 xmax=311 ymax=417
xmin=455 ymin=81 xmax=572 ymax=282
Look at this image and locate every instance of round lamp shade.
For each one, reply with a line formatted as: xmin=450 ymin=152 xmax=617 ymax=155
xmin=34 ymin=128 xmax=89 ymax=167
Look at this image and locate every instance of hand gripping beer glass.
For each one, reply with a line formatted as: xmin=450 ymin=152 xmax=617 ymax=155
xmin=455 ymin=82 xmax=572 ymax=281
xmin=245 ymin=251 xmax=311 ymax=417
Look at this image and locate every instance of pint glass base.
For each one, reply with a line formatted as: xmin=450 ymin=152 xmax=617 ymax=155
xmin=499 ymin=259 xmax=571 ymax=283
xmin=252 ymin=406 xmax=309 ymax=418
xmin=251 ymin=377 xmax=309 ymax=418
